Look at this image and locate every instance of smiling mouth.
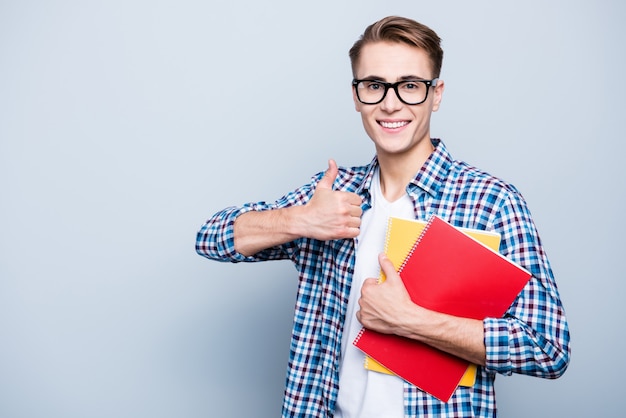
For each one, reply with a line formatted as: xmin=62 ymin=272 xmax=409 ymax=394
xmin=379 ymin=120 xmax=409 ymax=129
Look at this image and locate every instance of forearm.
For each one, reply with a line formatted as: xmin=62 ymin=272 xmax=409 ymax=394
xmin=196 ymin=203 xmax=297 ymax=262
xmin=196 ymin=181 xmax=314 ymax=262
xmin=234 ymin=206 xmax=308 ymax=257
xmin=395 ymin=304 xmax=487 ymax=366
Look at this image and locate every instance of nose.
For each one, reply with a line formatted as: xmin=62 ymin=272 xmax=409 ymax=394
xmin=380 ymin=86 xmax=403 ymax=112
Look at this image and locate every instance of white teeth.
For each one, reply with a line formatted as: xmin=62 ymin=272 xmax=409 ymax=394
xmin=380 ymin=121 xmax=408 ymax=129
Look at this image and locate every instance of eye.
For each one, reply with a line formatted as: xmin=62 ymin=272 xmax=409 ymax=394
xmin=401 ymin=81 xmax=423 ymax=91
xmin=365 ymin=81 xmax=383 ymax=91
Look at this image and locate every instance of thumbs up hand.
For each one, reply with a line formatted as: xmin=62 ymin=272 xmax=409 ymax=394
xmin=302 ymin=159 xmax=363 ymax=241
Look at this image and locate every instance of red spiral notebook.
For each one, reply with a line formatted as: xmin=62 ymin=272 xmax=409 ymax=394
xmin=353 ymin=215 xmax=531 ymax=402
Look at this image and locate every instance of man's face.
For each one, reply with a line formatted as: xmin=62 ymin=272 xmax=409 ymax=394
xmin=353 ymin=41 xmax=444 ymax=160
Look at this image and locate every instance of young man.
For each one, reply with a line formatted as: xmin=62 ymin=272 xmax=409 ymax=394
xmin=196 ymin=16 xmax=570 ymax=417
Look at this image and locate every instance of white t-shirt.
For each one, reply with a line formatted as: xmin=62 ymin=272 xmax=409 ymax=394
xmin=335 ymin=168 xmax=415 ymax=418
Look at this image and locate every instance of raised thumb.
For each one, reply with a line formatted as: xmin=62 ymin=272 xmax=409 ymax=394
xmin=317 ymin=159 xmax=338 ymax=190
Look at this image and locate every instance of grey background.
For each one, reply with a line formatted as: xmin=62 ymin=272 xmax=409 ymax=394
xmin=1 ymin=0 xmax=624 ymax=417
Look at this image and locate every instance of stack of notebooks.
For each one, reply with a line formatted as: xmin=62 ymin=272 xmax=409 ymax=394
xmin=353 ymin=215 xmax=531 ymax=402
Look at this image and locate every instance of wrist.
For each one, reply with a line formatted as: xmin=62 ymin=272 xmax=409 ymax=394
xmin=283 ymin=204 xmax=310 ymax=238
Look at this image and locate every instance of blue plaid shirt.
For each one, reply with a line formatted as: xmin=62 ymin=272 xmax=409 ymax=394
xmin=196 ymin=140 xmax=570 ymax=417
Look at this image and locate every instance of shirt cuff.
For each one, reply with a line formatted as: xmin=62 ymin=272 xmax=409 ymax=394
xmin=215 ymin=205 xmax=257 ymax=262
xmin=483 ymin=317 xmax=513 ymax=375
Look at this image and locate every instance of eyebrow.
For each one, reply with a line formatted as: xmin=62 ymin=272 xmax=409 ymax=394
xmin=359 ymin=74 xmax=430 ymax=82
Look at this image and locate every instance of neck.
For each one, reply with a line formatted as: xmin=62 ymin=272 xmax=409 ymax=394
xmin=377 ymin=140 xmax=434 ymax=202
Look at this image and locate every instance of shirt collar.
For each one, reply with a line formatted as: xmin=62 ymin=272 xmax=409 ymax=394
xmin=354 ymin=156 xmax=378 ymax=210
xmin=408 ymin=138 xmax=452 ymax=198
xmin=359 ymin=139 xmax=452 ymax=200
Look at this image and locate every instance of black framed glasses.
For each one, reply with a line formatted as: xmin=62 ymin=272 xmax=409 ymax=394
xmin=352 ymin=78 xmax=439 ymax=105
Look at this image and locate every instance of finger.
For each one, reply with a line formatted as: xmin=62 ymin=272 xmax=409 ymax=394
xmin=347 ymin=214 xmax=361 ymax=228
xmin=340 ymin=226 xmax=360 ymax=240
xmin=335 ymin=191 xmax=363 ymax=212
xmin=378 ymin=253 xmax=399 ymax=279
xmin=347 ymin=191 xmax=364 ymax=207
xmin=348 ymin=203 xmax=363 ymax=218
xmin=317 ymin=159 xmax=338 ymax=190
xmin=362 ymin=277 xmax=378 ymax=288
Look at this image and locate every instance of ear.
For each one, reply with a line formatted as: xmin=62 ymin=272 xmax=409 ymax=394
xmin=432 ymin=79 xmax=445 ymax=112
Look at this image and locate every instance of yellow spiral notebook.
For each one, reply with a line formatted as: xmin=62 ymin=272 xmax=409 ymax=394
xmin=364 ymin=216 xmax=501 ymax=388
